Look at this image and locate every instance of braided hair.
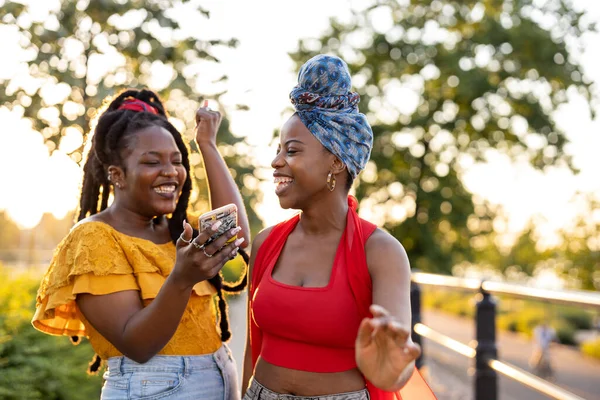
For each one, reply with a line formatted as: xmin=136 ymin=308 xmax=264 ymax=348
xmin=77 ymin=88 xmax=247 ymax=372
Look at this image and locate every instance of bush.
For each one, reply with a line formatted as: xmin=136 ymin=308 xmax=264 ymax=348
xmin=581 ymin=337 xmax=600 ymax=360
xmin=558 ymin=308 xmax=592 ymax=330
xmin=0 ymin=270 xmax=102 ymax=399
xmin=554 ymin=321 xmax=577 ymax=346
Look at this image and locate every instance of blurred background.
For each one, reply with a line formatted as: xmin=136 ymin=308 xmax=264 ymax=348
xmin=1 ymin=0 xmax=599 ymax=399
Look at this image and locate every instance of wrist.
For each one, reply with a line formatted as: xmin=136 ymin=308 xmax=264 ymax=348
xmin=165 ymin=271 xmax=195 ymax=296
xmin=195 ymin=139 xmax=218 ymax=151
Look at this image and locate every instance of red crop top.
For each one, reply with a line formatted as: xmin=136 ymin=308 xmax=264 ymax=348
xmin=249 ymin=196 xmax=437 ymax=400
xmin=251 ymin=224 xmax=363 ymax=372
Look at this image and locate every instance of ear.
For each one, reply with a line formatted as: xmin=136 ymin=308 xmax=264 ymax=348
xmin=107 ymin=165 xmax=125 ymax=188
xmin=330 ymin=156 xmax=346 ymax=176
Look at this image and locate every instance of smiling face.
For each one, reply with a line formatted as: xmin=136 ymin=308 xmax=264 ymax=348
xmin=109 ymin=125 xmax=187 ymax=218
xmin=271 ymin=114 xmax=341 ymax=210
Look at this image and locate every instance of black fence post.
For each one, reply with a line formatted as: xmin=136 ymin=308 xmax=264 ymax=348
xmin=475 ymin=285 xmax=498 ymax=400
xmin=410 ymin=280 xmax=424 ymax=369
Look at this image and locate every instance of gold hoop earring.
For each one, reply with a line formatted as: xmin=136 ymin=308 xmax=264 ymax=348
xmin=326 ymin=172 xmax=336 ymax=192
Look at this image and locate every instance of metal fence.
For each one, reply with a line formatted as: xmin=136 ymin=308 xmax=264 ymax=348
xmin=410 ymin=272 xmax=600 ymax=400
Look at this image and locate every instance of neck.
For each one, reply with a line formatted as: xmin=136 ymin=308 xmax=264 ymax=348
xmin=105 ymin=200 xmax=159 ymax=231
xmin=297 ymin=193 xmax=349 ymax=235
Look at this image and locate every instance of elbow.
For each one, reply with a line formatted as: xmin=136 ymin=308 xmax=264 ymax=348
xmin=123 ymin=350 xmax=154 ymax=364
xmin=118 ymin=341 xmax=157 ymax=364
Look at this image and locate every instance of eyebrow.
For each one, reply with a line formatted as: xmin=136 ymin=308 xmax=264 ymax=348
xmin=140 ymin=151 xmax=181 ymax=157
xmin=284 ymin=139 xmax=304 ymax=146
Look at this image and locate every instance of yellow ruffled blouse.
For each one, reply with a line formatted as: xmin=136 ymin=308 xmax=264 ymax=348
xmin=32 ymin=221 xmax=222 ymax=360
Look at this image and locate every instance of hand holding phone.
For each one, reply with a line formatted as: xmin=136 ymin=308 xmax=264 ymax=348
xmin=199 ymin=203 xmax=238 ymax=246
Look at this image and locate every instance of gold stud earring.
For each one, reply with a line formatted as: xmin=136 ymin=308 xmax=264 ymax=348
xmin=326 ymin=172 xmax=336 ymax=192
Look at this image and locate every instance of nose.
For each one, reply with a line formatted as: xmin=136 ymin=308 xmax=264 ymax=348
xmin=271 ymin=150 xmax=285 ymax=169
xmin=161 ymin=163 xmax=179 ymax=177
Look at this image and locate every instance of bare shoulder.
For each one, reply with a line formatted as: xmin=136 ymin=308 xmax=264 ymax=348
xmin=248 ymin=225 xmax=276 ymax=276
xmin=365 ymin=228 xmax=410 ymax=276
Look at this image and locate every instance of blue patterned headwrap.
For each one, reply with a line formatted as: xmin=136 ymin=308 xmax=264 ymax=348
xmin=290 ymin=54 xmax=373 ymax=179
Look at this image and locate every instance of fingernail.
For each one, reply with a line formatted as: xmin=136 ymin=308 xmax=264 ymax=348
xmin=231 ymin=247 xmax=239 ymax=257
xmin=231 ymin=227 xmax=242 ymax=235
xmin=403 ymin=348 xmax=410 ymax=354
xmin=211 ymin=221 xmax=222 ymax=231
xmin=203 ymin=99 xmax=208 ymax=107
xmin=234 ymin=237 xmax=245 ymax=246
xmin=183 ymin=219 xmax=187 ymax=229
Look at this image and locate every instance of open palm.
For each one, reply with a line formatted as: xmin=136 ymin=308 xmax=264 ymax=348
xmin=355 ymin=305 xmax=421 ymax=391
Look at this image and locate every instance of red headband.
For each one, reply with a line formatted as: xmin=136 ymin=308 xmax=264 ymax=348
xmin=117 ymin=98 xmax=159 ymax=115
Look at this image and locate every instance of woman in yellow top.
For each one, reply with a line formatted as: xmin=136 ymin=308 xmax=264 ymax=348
xmin=32 ymin=88 xmax=250 ymax=400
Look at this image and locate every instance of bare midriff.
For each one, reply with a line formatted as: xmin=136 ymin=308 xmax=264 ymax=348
xmin=253 ymin=357 xmax=365 ymax=396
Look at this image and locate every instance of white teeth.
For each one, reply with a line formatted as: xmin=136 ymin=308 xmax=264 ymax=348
xmin=274 ymin=177 xmax=293 ymax=184
xmin=154 ymin=185 xmax=176 ymax=194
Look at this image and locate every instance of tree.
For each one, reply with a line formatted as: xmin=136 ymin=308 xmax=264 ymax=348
xmin=289 ymin=0 xmax=595 ymax=274
xmin=0 ymin=0 xmax=262 ymax=233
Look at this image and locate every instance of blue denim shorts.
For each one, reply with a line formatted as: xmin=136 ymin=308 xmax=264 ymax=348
xmin=101 ymin=344 xmax=239 ymax=400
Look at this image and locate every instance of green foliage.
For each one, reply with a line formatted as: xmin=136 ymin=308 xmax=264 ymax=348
xmin=581 ymin=337 xmax=600 ymax=360
xmin=558 ymin=307 xmax=592 ymax=330
xmin=289 ymin=0 xmax=595 ymax=274
xmin=221 ymin=255 xmax=246 ymax=285
xmin=554 ymin=320 xmax=576 ymax=345
xmin=0 ymin=0 xmax=263 ymax=235
xmin=0 ymin=270 xmax=102 ymax=399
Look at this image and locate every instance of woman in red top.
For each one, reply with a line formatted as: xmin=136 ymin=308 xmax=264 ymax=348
xmin=242 ymin=55 xmax=436 ymax=400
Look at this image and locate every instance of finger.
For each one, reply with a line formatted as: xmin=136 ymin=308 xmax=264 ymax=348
xmin=370 ymin=316 xmax=393 ymax=339
xmin=388 ymin=320 xmax=411 ymax=343
xmin=214 ymin=243 xmax=241 ymax=267
xmin=356 ymin=318 xmax=375 ymax=348
xmin=192 ymin=220 xmax=224 ymax=248
xmin=370 ymin=304 xmax=390 ymax=318
xmin=202 ymin=226 xmax=242 ymax=256
xmin=402 ymin=342 xmax=421 ymax=359
xmin=177 ymin=220 xmax=193 ymax=248
xmin=211 ymin=237 xmax=244 ymax=260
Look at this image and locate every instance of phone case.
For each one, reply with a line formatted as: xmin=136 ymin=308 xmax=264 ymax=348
xmin=199 ymin=204 xmax=238 ymax=245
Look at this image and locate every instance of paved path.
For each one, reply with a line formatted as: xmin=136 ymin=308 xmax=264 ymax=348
xmin=421 ymin=310 xmax=600 ymax=400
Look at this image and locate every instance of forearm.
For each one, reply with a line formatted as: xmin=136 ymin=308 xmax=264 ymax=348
xmin=120 ymin=277 xmax=192 ymax=362
xmin=197 ymin=141 xmax=250 ymax=246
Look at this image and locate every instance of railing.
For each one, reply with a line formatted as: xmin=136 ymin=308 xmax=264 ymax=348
xmin=410 ymin=272 xmax=600 ymax=400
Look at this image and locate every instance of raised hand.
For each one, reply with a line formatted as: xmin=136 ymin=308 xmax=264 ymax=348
xmin=170 ymin=220 xmax=244 ymax=290
xmin=355 ymin=304 xmax=421 ymax=391
xmin=195 ymin=100 xmax=222 ymax=145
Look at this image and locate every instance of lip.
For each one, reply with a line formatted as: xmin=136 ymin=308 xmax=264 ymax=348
xmin=153 ymin=181 xmax=179 ymax=199
xmin=273 ymin=174 xmax=294 ymax=196
xmin=273 ymin=172 xmax=292 ymax=178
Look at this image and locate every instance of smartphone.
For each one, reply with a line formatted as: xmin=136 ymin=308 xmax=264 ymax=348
xmin=199 ymin=203 xmax=238 ymax=245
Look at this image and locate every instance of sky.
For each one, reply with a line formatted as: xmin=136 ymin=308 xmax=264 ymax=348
xmin=1 ymin=0 xmax=599 ymax=252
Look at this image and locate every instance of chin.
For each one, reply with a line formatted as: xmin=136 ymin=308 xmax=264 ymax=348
xmin=277 ymin=196 xmax=303 ymax=211
xmin=150 ymin=203 xmax=178 ymax=217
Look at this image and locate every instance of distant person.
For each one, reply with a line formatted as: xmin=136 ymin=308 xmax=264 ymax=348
xmin=32 ymin=88 xmax=249 ymax=399
xmin=530 ymin=321 xmax=557 ymax=380
xmin=241 ymin=54 xmax=436 ymax=400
